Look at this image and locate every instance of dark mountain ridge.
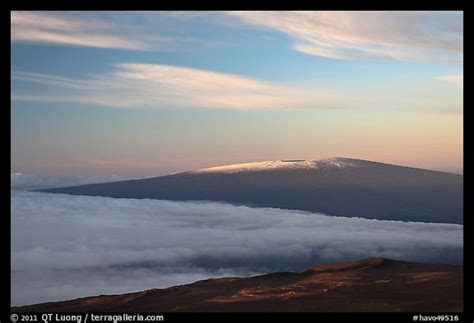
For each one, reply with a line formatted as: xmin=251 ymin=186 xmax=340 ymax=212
xmin=39 ymin=157 xmax=463 ymax=224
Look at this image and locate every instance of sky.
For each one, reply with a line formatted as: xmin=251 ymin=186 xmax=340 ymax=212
xmin=11 ymin=11 xmax=463 ymax=177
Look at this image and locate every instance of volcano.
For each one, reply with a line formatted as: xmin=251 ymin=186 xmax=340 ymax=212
xmin=39 ymin=157 xmax=463 ymax=224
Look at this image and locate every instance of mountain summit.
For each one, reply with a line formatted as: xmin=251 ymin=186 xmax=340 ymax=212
xmin=39 ymin=157 xmax=463 ymax=224
xmin=192 ymin=158 xmax=356 ymax=174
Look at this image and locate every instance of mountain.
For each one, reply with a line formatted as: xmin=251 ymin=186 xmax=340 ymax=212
xmin=14 ymin=257 xmax=463 ymax=312
xmin=39 ymin=157 xmax=463 ymax=224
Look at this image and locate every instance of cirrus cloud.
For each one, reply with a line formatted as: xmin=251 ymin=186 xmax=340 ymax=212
xmin=12 ymin=62 xmax=462 ymax=112
xmin=11 ymin=11 xmax=149 ymax=50
xmin=11 ymin=63 xmax=345 ymax=110
xmin=226 ymin=11 xmax=463 ymax=62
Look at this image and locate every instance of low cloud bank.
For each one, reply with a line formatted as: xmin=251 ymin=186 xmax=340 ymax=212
xmin=12 ymin=190 xmax=462 ymax=306
xmin=11 ymin=173 xmax=128 ymax=190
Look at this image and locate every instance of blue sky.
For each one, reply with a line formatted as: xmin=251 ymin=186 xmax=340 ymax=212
xmin=11 ymin=11 xmax=463 ymax=177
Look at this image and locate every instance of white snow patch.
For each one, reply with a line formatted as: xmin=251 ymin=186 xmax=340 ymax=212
xmin=192 ymin=158 xmax=357 ymax=174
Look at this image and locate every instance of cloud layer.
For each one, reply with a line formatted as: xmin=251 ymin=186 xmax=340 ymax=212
xmin=11 ymin=173 xmax=129 ymax=190
xmin=12 ymin=190 xmax=462 ymax=306
xmin=227 ymin=11 xmax=463 ymax=62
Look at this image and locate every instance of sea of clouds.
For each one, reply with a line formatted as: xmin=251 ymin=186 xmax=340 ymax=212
xmin=11 ymin=190 xmax=463 ymax=306
xmin=11 ymin=173 xmax=129 ymax=190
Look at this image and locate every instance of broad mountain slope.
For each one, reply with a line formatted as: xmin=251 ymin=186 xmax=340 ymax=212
xmin=39 ymin=157 xmax=463 ymax=224
xmin=14 ymin=257 xmax=463 ymax=312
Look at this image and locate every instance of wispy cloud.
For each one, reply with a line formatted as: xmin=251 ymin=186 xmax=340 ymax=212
xmin=12 ymin=63 xmax=463 ymax=112
xmin=12 ymin=63 xmax=346 ymax=110
xmin=226 ymin=11 xmax=463 ymax=62
xmin=12 ymin=71 xmax=94 ymax=89
xmin=436 ymin=74 xmax=463 ymax=86
xmin=11 ymin=11 xmax=149 ymax=50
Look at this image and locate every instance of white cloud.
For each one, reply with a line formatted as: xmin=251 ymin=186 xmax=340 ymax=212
xmin=12 ymin=64 xmax=343 ymax=110
xmin=12 ymin=63 xmax=463 ymax=112
xmin=226 ymin=11 xmax=463 ymax=62
xmin=11 ymin=190 xmax=462 ymax=306
xmin=11 ymin=11 xmax=148 ymax=50
xmin=436 ymin=74 xmax=463 ymax=86
xmin=11 ymin=173 xmax=128 ymax=190
xmin=11 ymin=11 xmax=463 ymax=63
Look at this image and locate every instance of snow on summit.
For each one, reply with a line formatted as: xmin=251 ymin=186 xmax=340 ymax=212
xmin=192 ymin=157 xmax=358 ymax=174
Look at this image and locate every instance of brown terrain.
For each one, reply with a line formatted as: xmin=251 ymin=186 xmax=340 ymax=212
xmin=14 ymin=257 xmax=463 ymax=312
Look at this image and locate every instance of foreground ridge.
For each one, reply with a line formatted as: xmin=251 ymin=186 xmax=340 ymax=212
xmin=14 ymin=257 xmax=463 ymax=312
